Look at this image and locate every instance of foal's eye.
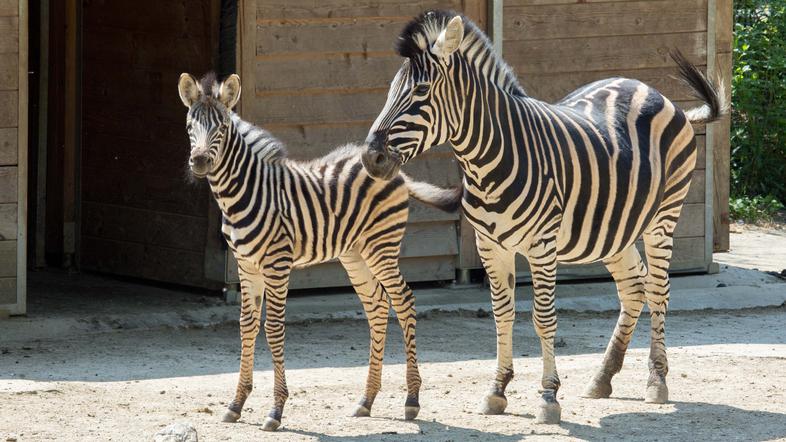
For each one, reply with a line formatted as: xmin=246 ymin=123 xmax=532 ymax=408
xmin=413 ymin=84 xmax=430 ymax=96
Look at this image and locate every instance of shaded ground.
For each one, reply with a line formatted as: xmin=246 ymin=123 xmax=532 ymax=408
xmin=2 ymin=306 xmax=786 ymax=441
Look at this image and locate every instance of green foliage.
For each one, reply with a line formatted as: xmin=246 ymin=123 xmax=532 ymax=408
xmin=729 ymin=194 xmax=784 ymax=223
xmin=732 ymin=0 xmax=786 ymax=204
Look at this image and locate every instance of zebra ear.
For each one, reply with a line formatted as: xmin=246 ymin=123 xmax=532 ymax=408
xmin=178 ymin=73 xmax=200 ymax=108
xmin=431 ymin=15 xmax=464 ymax=60
xmin=218 ymin=74 xmax=242 ymax=109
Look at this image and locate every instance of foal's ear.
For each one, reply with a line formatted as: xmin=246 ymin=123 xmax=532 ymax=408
xmin=218 ymin=74 xmax=242 ymax=109
xmin=431 ymin=15 xmax=464 ymax=61
xmin=178 ymin=73 xmax=200 ymax=108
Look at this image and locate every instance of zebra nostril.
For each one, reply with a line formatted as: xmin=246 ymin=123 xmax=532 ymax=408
xmin=372 ymin=151 xmax=387 ymax=166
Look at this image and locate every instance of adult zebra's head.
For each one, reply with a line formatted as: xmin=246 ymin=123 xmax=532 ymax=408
xmin=362 ymin=10 xmax=467 ymax=180
xmin=177 ymin=72 xmax=241 ymax=178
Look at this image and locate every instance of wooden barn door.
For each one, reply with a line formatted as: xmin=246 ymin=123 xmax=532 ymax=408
xmin=79 ymin=0 xmax=221 ymax=288
xmin=232 ymin=0 xmax=487 ymax=289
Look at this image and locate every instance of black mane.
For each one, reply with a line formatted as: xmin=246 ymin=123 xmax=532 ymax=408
xmin=199 ymin=72 xmax=219 ymax=99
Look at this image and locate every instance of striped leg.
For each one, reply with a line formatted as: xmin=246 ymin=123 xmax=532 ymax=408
xmin=259 ymin=256 xmax=293 ymax=431
xmin=362 ymin=247 xmax=422 ymax=420
xmin=583 ymin=245 xmax=647 ymax=399
xmin=223 ymin=270 xmax=264 ymax=424
xmin=527 ymin=237 xmax=561 ymax=424
xmin=476 ymin=234 xmax=516 ymax=415
xmin=642 ymin=230 xmax=673 ymax=404
xmin=339 ymin=251 xmax=390 ymax=418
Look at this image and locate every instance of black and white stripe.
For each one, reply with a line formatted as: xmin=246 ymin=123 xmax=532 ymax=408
xmin=178 ymin=72 xmax=461 ymax=431
xmin=362 ymin=10 xmax=727 ymax=424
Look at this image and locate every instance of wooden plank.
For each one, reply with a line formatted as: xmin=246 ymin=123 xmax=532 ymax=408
xmin=0 ymin=0 xmax=18 ymax=16
xmin=505 ymin=32 xmax=707 ymax=75
xmin=81 ymin=202 xmax=208 ymax=253
xmin=463 ymin=0 xmax=489 ymax=32
xmin=0 ymin=240 xmax=15 ymax=277
xmin=256 ymin=0 xmax=463 ymax=20
xmin=506 ymin=0 xmax=658 ymax=5
xmin=715 ymin=0 xmax=733 ymax=54
xmin=81 ymin=236 xmax=216 ymax=289
xmin=695 ymin=135 xmax=706 ymax=171
xmin=0 ymin=90 xmax=17 ymax=127
xmin=712 ymin=52 xmax=731 ymax=252
xmin=400 ymin=221 xmax=459 ymax=258
xmin=0 ymin=53 xmax=16 ymax=89
xmin=0 ymin=166 xmax=16 ymax=203
xmin=521 ymin=66 xmax=708 ymax=104
xmin=0 ymin=127 xmax=16 ymax=165
xmin=0 ymin=15 xmax=17 ymax=53
xmin=674 ymin=203 xmax=705 ymax=238
xmin=0 ymin=203 xmax=15 ymax=240
xmin=81 ymin=166 xmax=211 ymax=218
xmin=84 ymin=32 xmax=215 ymax=72
xmin=18 ymin=0 xmax=28 ymax=312
xmin=686 ymin=169 xmax=705 ymax=204
xmin=249 ymin=89 xmax=386 ymax=125
xmin=0 ymin=276 xmax=14 ymax=305
xmin=256 ymin=17 xmax=408 ymax=56
xmin=503 ymin=0 xmax=707 ymax=40
xmin=256 ymin=55 xmax=403 ymax=93
xmin=83 ymin=1 xmax=211 ymax=37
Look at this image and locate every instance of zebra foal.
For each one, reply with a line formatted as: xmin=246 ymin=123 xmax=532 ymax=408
xmin=177 ymin=72 xmax=461 ymax=431
xmin=362 ymin=10 xmax=727 ymax=424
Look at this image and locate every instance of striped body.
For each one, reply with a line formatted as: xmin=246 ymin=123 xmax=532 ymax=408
xmin=363 ymin=11 xmax=724 ymax=423
xmin=178 ymin=73 xmax=459 ymax=430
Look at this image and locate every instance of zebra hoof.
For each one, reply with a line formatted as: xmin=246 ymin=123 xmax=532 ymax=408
xmin=404 ymin=405 xmax=420 ymax=421
xmin=535 ymin=401 xmax=561 ymax=425
xmin=221 ymin=410 xmax=240 ymax=423
xmin=351 ymin=404 xmax=371 ymax=417
xmin=645 ymin=382 xmax=669 ymax=404
xmin=581 ymin=376 xmax=612 ymax=399
xmin=261 ymin=417 xmax=281 ymax=431
xmin=478 ymin=392 xmax=507 ymax=415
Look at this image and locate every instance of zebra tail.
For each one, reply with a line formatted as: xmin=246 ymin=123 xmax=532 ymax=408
xmin=670 ymin=48 xmax=729 ymax=124
xmin=401 ymin=174 xmax=463 ymax=213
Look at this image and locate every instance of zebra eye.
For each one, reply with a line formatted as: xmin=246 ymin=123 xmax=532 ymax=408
xmin=413 ymin=83 xmax=430 ymax=96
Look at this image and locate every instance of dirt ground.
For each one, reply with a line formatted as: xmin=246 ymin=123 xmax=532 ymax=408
xmin=2 ymin=305 xmax=786 ymax=441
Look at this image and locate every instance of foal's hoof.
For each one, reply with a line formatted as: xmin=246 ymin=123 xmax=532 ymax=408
xmin=404 ymin=405 xmax=420 ymax=421
xmin=535 ymin=401 xmax=561 ymax=425
xmin=221 ymin=410 xmax=240 ymax=423
xmin=645 ymin=382 xmax=669 ymax=404
xmin=478 ymin=392 xmax=507 ymax=415
xmin=582 ymin=376 xmax=612 ymax=399
xmin=351 ymin=404 xmax=371 ymax=417
xmin=261 ymin=417 xmax=281 ymax=431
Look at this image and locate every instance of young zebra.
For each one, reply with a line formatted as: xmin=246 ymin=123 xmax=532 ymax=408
xmin=177 ymin=72 xmax=461 ymax=431
xmin=362 ymin=11 xmax=727 ymax=424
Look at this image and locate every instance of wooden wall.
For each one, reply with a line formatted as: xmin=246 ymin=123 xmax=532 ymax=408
xmin=0 ymin=0 xmax=26 ymax=311
xmin=456 ymin=0 xmax=730 ymax=276
xmin=234 ymin=0 xmax=486 ymax=289
xmin=79 ymin=0 xmax=220 ymax=287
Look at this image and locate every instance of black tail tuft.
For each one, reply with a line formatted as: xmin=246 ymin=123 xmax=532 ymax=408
xmin=670 ymin=49 xmax=728 ymax=124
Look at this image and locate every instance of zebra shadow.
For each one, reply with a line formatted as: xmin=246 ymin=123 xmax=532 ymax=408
xmin=544 ymin=400 xmax=786 ymax=441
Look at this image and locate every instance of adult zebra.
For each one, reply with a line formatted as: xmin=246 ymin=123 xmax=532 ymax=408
xmin=362 ymin=10 xmax=726 ymax=424
xmin=177 ymin=72 xmax=461 ymax=430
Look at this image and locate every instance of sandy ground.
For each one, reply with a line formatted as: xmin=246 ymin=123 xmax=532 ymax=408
xmin=2 ymin=306 xmax=786 ymax=441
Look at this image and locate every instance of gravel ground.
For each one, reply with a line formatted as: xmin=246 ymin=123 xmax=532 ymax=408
xmin=2 ymin=306 xmax=786 ymax=441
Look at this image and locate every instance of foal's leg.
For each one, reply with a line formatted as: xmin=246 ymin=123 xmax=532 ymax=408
xmin=339 ymin=251 xmax=390 ymax=418
xmin=362 ymin=247 xmax=421 ymax=420
xmin=583 ymin=244 xmax=647 ymax=398
xmin=642 ymin=229 xmax=674 ymax=404
xmin=223 ymin=270 xmax=264 ymax=424
xmin=475 ymin=233 xmax=517 ymax=415
xmin=527 ymin=236 xmax=561 ymax=424
xmin=259 ymin=255 xmax=293 ymax=431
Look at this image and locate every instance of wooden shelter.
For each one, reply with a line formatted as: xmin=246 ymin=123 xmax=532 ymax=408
xmin=1 ymin=0 xmax=731 ymax=315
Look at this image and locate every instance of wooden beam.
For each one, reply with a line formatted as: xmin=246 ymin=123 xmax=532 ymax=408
xmin=15 ymin=0 xmax=27 ymax=314
xmin=62 ymin=0 xmax=78 ymax=267
xmin=712 ymin=0 xmax=732 ymax=252
xmin=35 ymin=0 xmax=49 ymax=268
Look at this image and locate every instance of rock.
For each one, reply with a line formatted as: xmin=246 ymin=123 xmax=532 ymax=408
xmin=153 ymin=422 xmax=198 ymax=442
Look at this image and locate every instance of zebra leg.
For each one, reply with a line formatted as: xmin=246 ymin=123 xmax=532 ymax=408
xmin=642 ymin=230 xmax=674 ymax=404
xmin=363 ymin=251 xmax=421 ymax=421
xmin=339 ymin=251 xmax=390 ymax=418
xmin=259 ymin=259 xmax=293 ymax=431
xmin=223 ymin=271 xmax=264 ymax=423
xmin=528 ymin=237 xmax=561 ymax=424
xmin=476 ymin=234 xmax=516 ymax=415
xmin=583 ymin=245 xmax=647 ymax=399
